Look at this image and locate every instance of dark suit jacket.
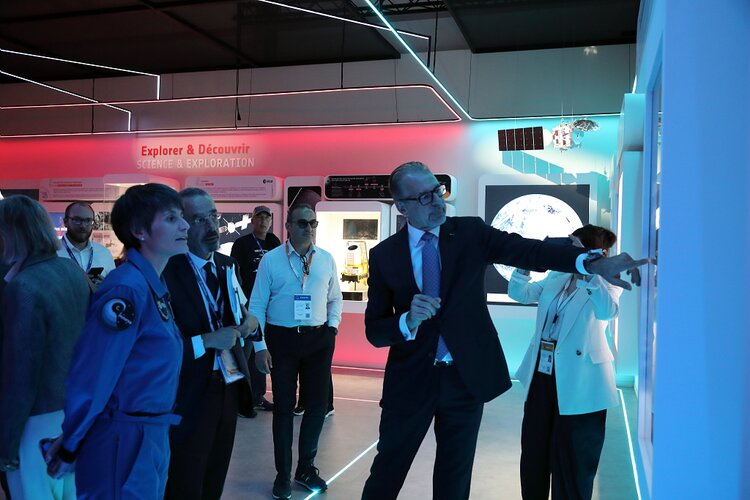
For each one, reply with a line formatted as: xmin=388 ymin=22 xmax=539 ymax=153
xmin=365 ymin=217 xmax=584 ymax=413
xmin=162 ymin=252 xmax=253 ymax=438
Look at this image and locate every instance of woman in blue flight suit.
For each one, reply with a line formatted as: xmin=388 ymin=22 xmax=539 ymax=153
xmin=46 ymin=183 xmax=190 ymax=498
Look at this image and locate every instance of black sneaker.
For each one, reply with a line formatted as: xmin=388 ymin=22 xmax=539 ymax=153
xmin=325 ymin=408 xmax=335 ymax=418
xmin=238 ymin=408 xmax=257 ymax=419
xmin=293 ymin=406 xmax=305 ymax=416
xmin=294 ymin=465 xmax=327 ymax=492
xmin=254 ymin=396 xmax=274 ymax=411
xmin=272 ymin=475 xmax=291 ymax=499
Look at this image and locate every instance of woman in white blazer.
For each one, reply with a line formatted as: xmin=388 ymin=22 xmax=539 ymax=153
xmin=508 ymin=225 xmax=622 ymax=500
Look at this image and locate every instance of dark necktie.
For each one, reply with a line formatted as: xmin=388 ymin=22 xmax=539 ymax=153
xmin=203 ymin=262 xmax=220 ymax=299
xmin=203 ymin=262 xmax=223 ymax=329
xmin=421 ymin=232 xmax=449 ymax=360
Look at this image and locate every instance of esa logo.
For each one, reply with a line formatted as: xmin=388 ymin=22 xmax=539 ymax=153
xmin=262 ymin=178 xmax=275 ymax=184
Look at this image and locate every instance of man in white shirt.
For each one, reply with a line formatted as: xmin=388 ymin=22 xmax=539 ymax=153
xmin=251 ymin=203 xmax=343 ymax=500
xmin=57 ymin=202 xmax=115 ymax=286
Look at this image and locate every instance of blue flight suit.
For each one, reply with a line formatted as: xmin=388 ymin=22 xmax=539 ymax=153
xmin=61 ymin=248 xmax=183 ymax=499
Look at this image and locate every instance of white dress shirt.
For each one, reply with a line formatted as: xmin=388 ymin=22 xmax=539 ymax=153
xmin=57 ymin=234 xmax=116 ymax=277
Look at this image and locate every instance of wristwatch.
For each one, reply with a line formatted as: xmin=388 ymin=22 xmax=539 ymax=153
xmin=582 ymin=249 xmax=605 ymax=274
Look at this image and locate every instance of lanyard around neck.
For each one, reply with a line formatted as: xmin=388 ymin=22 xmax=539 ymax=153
xmin=286 ymin=241 xmax=314 ymax=290
xmin=62 ymin=236 xmax=93 ymax=272
xmin=251 ymin=233 xmax=265 ymax=251
xmin=187 ymin=256 xmax=223 ymax=329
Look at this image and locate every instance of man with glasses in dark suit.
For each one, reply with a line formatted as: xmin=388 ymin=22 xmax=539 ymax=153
xmin=162 ymin=188 xmax=258 ymax=500
xmin=361 ymin=161 xmax=648 ymax=500
xmin=250 ymin=203 xmax=342 ymax=500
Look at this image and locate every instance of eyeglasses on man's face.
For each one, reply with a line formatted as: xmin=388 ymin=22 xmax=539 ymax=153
xmin=289 ymin=219 xmax=319 ymax=229
xmin=67 ymin=216 xmax=94 ymax=226
xmin=399 ymin=184 xmax=447 ymax=206
xmin=188 ymin=212 xmax=222 ymax=226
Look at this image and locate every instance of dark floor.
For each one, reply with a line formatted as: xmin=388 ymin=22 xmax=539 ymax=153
xmin=223 ymin=368 xmax=640 ymax=500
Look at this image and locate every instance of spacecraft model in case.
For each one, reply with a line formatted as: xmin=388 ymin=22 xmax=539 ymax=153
xmin=340 ymin=240 xmax=369 ymax=301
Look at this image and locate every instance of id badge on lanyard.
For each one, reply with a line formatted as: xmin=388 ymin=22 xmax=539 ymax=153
xmin=294 ymin=294 xmax=312 ymax=320
xmin=538 ymin=340 xmax=556 ymax=375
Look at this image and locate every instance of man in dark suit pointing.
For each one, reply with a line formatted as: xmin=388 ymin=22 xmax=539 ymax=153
xmin=361 ymin=161 xmax=647 ymax=500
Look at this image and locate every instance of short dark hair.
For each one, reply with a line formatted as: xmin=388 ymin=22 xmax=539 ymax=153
xmin=111 ymin=183 xmax=182 ymax=250
xmin=0 ymin=195 xmax=60 ymax=263
xmin=287 ymin=203 xmax=314 ymax=222
xmin=179 ymin=187 xmax=211 ymax=201
xmin=389 ymin=161 xmax=432 ymax=200
xmin=571 ymin=224 xmax=617 ymax=251
xmin=64 ymin=201 xmax=94 ymax=219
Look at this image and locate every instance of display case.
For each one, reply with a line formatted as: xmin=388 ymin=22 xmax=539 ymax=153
xmin=315 ymin=201 xmax=390 ymax=304
xmin=184 ymin=175 xmax=285 ymax=257
xmin=40 ymin=175 xmax=180 ymax=259
xmin=42 ymin=201 xmax=122 ymax=258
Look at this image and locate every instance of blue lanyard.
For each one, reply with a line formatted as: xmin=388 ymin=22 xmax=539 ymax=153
xmin=251 ymin=233 xmax=264 ymax=252
xmin=62 ymin=236 xmax=93 ymax=272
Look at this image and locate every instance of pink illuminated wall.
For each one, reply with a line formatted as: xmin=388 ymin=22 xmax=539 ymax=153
xmin=0 ymin=123 xmax=468 ymax=181
xmin=0 ymin=122 xmax=473 ymax=370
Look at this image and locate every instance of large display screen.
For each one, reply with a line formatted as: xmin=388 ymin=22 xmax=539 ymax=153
xmin=484 ymin=184 xmax=590 ymax=304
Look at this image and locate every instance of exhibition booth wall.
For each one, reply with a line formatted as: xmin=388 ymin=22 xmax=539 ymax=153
xmin=0 ymin=115 xmax=626 ymax=378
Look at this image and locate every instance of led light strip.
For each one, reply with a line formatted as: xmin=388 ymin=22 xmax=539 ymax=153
xmin=0 ymin=84 xmax=460 ymax=137
xmin=0 ymin=69 xmax=132 ymax=131
xmin=0 ymin=84 xmax=456 ymax=112
xmin=618 ymin=388 xmax=643 ymax=500
xmin=0 ymin=117 xmax=461 ymax=139
xmin=362 ymin=0 xmax=472 ymax=121
xmin=0 ymin=48 xmax=161 ymax=99
xmin=256 ymin=0 xmax=429 ymax=41
xmin=303 ymin=440 xmax=380 ymax=500
xmin=332 ymin=396 xmax=380 ymax=404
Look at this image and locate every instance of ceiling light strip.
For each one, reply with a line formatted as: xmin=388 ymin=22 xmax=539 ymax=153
xmin=0 ymin=84 xmax=461 ymax=122
xmin=0 ymin=116 xmax=460 ymax=139
xmin=0 ymin=69 xmax=132 ymax=131
xmin=256 ymin=0 xmax=429 ymax=41
xmin=0 ymin=48 xmax=161 ymax=100
xmin=362 ymin=0 xmax=471 ymax=121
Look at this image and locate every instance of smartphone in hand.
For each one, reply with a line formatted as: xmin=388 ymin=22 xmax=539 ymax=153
xmin=87 ymin=267 xmax=104 ymax=278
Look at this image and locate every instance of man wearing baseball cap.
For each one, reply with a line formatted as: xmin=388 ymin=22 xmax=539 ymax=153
xmin=231 ymin=205 xmax=282 ymax=416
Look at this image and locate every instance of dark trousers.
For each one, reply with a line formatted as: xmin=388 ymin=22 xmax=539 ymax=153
xmin=165 ymin=375 xmax=239 ymax=500
xmin=238 ymin=347 xmax=268 ymax=413
xmin=362 ymin=365 xmax=484 ymax=500
xmin=521 ymin=364 xmax=607 ymax=500
xmin=266 ymin=324 xmax=335 ymax=478
xmin=298 ymin=374 xmax=334 ymax=411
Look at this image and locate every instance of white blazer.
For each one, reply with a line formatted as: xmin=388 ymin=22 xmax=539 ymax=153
xmin=508 ymin=270 xmax=622 ymax=415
